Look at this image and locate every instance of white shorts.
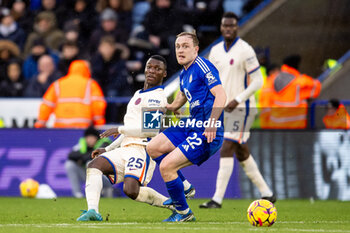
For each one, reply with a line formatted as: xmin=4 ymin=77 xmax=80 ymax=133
xmin=224 ymin=108 xmax=256 ymax=144
xmin=101 ymin=144 xmax=156 ymax=186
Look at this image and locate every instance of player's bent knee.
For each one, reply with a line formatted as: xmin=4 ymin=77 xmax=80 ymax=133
xmin=159 ymin=162 xmax=176 ymax=181
xmin=236 ymin=146 xmax=249 ymax=162
xmin=236 ymin=150 xmax=249 ymax=162
xmin=124 ymin=187 xmax=139 ymax=200
xmin=123 ymin=177 xmax=140 ymax=200
xmin=87 ymin=157 xmax=110 ymax=173
xmin=159 ymin=161 xmax=169 ymax=175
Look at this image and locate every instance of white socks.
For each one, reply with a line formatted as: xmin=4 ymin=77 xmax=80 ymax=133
xmin=183 ymin=180 xmax=191 ymax=191
xmin=240 ymin=155 xmax=273 ymax=197
xmin=85 ymin=168 xmax=103 ymax=213
xmin=212 ymin=157 xmax=234 ymax=204
xmin=135 ymin=186 xmax=169 ymax=208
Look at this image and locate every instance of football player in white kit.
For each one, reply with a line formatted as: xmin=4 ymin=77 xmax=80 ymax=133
xmin=200 ymin=12 xmax=275 ymax=208
xmin=77 ymin=55 xmax=174 ymax=221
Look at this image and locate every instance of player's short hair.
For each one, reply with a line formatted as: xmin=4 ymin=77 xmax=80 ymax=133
xmin=149 ymin=55 xmax=167 ymax=69
xmin=176 ymin=30 xmax=199 ymax=47
xmin=222 ymin=12 xmax=239 ymax=21
xmin=99 ymin=35 xmax=115 ymax=46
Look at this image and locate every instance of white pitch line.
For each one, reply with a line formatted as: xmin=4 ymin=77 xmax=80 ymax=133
xmin=1 ymin=220 xmax=350 ymax=227
xmin=1 ymin=224 xmax=350 ymax=233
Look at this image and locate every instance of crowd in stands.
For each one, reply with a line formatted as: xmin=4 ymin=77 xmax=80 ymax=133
xmin=0 ymin=0 xmax=232 ymax=100
xmin=0 ymin=0 xmax=348 ymax=128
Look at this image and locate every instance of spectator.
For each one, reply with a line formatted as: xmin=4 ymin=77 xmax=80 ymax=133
xmin=323 ymin=99 xmax=350 ymax=129
xmin=88 ymin=8 xmax=129 ymax=56
xmin=23 ymin=54 xmax=61 ymax=97
xmin=259 ymin=55 xmax=321 ymax=129
xmin=0 ymin=39 xmax=21 ymax=82
xmin=266 ymin=63 xmax=280 ymax=77
xmin=131 ymin=0 xmax=150 ymax=30
xmin=23 ymin=11 xmax=64 ymax=56
xmin=65 ymin=126 xmax=113 ymax=198
xmin=34 ymin=60 xmax=106 ymax=128
xmin=57 ymin=40 xmax=81 ymax=75
xmin=143 ymin=0 xmax=183 ymax=50
xmin=22 ymin=38 xmax=59 ymax=80
xmin=63 ymin=0 xmax=97 ymax=48
xmin=0 ymin=7 xmax=26 ymax=50
xmin=9 ymin=0 xmax=33 ymax=35
xmin=34 ymin=0 xmax=65 ymax=28
xmin=0 ymin=60 xmax=25 ymax=97
xmin=62 ymin=22 xmax=81 ymax=47
xmin=105 ymin=0 xmax=133 ymax=33
xmin=142 ymin=0 xmax=184 ymax=75
xmin=91 ymin=35 xmax=131 ymax=97
xmin=174 ymin=0 xmax=223 ymax=31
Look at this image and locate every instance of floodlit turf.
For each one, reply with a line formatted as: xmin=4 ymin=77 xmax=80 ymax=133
xmin=1 ymin=197 xmax=350 ymax=233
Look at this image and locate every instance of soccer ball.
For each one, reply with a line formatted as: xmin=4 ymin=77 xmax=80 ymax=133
xmin=19 ymin=178 xmax=39 ymax=198
xmin=247 ymin=199 xmax=277 ymax=227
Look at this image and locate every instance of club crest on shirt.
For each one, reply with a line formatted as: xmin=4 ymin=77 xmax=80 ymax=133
xmin=230 ymin=58 xmax=234 ymax=65
xmin=206 ymin=72 xmax=217 ymax=85
xmin=135 ymin=98 xmax=141 ymax=105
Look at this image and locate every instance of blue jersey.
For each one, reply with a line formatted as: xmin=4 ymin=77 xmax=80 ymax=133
xmin=179 ymin=56 xmax=224 ymax=131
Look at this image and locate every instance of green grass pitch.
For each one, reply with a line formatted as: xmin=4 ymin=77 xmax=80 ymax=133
xmin=1 ymin=197 xmax=350 ymax=233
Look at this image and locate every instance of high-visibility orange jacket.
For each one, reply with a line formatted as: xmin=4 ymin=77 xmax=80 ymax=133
xmin=260 ymin=65 xmax=321 ymax=129
xmin=34 ymin=60 xmax=106 ymax=128
xmin=323 ymin=104 xmax=350 ymax=129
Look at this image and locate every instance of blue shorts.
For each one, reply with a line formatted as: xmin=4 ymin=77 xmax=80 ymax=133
xmin=163 ymin=126 xmax=223 ymax=165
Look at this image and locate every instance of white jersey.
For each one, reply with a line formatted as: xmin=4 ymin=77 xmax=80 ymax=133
xmin=209 ymin=37 xmax=260 ymax=109
xmin=119 ymin=86 xmax=167 ymax=147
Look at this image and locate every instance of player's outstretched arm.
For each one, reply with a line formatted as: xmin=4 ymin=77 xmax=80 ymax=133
xmin=203 ymin=84 xmax=227 ymax=143
xmin=100 ymin=127 xmax=119 ymax=138
xmin=167 ymin=90 xmax=187 ymax=113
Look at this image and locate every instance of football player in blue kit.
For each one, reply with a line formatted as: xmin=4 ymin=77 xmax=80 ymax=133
xmin=146 ymin=31 xmax=227 ymax=222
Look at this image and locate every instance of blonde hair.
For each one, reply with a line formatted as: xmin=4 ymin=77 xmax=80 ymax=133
xmin=176 ymin=30 xmax=199 ymax=47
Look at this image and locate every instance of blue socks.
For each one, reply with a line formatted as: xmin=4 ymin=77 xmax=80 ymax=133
xmin=165 ymin=176 xmax=188 ymax=211
xmin=153 ymin=153 xmax=167 ymax=165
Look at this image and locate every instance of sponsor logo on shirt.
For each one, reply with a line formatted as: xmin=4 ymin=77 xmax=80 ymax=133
xmin=190 ymin=100 xmax=200 ymax=109
xmin=148 ymin=99 xmax=161 ymax=104
xmin=206 ymin=72 xmax=217 ymax=85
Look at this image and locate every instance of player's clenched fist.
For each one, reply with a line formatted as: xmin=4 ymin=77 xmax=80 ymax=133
xmin=91 ymin=148 xmax=106 ymax=159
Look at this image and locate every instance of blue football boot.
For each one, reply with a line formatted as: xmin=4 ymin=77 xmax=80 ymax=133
xmin=163 ymin=209 xmax=196 ymax=222
xmin=77 ymin=209 xmax=103 ymax=221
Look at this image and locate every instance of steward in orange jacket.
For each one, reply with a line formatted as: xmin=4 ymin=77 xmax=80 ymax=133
xmin=260 ymin=55 xmax=321 ymax=129
xmin=323 ymin=99 xmax=350 ymax=129
xmin=34 ymin=60 xmax=106 ymax=128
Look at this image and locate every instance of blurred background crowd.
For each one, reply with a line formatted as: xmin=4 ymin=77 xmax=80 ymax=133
xmin=0 ymin=0 xmax=265 ymax=123
xmin=0 ymin=0 xmax=349 ymax=128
